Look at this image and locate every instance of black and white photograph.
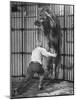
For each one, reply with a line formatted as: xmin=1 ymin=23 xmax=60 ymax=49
xmin=10 ymin=1 xmax=74 ymax=99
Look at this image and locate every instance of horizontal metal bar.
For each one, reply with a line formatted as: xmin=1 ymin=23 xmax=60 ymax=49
xmin=11 ymin=75 xmax=25 ymax=77
xmin=11 ymin=15 xmax=74 ymax=19
xmin=11 ymin=16 xmax=37 ymax=18
xmin=11 ymin=2 xmax=37 ymax=7
xmin=57 ymin=14 xmax=74 ymax=17
xmin=11 ymin=52 xmax=32 ymax=54
xmin=11 ymin=28 xmax=38 ymax=31
xmin=11 ymin=1 xmax=74 ymax=6
xmin=61 ymin=54 xmax=74 ymax=56
xmin=11 ymin=28 xmax=74 ymax=31
xmin=61 ymin=28 xmax=74 ymax=30
xmin=11 ymin=52 xmax=74 ymax=56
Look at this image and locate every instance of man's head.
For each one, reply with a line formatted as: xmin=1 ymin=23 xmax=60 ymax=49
xmin=36 ymin=40 xmax=43 ymax=47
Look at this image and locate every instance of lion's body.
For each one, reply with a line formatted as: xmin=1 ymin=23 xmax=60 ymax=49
xmin=35 ymin=7 xmax=62 ymax=78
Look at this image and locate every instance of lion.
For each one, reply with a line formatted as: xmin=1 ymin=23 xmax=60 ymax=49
xmin=35 ymin=7 xmax=62 ymax=79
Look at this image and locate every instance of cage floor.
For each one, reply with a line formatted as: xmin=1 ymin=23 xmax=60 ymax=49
xmin=11 ymin=78 xmax=74 ymax=98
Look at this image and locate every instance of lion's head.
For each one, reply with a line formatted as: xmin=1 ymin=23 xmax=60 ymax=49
xmin=35 ymin=7 xmax=56 ymax=31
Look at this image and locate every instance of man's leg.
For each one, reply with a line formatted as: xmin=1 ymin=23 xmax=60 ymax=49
xmin=13 ymin=64 xmax=34 ymax=96
xmin=18 ymin=75 xmax=33 ymax=91
xmin=38 ymin=65 xmax=45 ymax=90
xmin=38 ymin=75 xmax=44 ymax=90
xmin=13 ymin=73 xmax=33 ymax=96
xmin=38 ymin=67 xmax=51 ymax=90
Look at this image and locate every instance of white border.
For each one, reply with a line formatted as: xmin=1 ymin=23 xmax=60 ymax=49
xmin=0 ymin=0 xmax=76 ymax=100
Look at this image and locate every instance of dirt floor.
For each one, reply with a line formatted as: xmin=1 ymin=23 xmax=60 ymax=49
xmin=11 ymin=77 xmax=74 ymax=98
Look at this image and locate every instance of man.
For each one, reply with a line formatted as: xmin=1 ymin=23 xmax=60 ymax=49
xmin=14 ymin=40 xmax=57 ymax=96
xmin=29 ymin=40 xmax=57 ymax=89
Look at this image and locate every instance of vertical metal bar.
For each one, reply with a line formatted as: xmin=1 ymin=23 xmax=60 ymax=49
xmin=18 ymin=4 xmax=21 ymax=76
xmin=68 ymin=10 xmax=69 ymax=81
xmin=21 ymin=3 xmax=24 ymax=76
xmin=16 ymin=5 xmax=18 ymax=76
xmin=66 ymin=30 xmax=68 ymax=80
xmin=18 ymin=5 xmax=20 ymax=76
xmin=63 ymin=5 xmax=65 ymax=80
xmin=27 ymin=4 xmax=28 ymax=72
xmin=69 ymin=7 xmax=71 ymax=81
xmin=10 ymin=2 xmax=12 ymax=77
xmin=33 ymin=5 xmax=35 ymax=49
xmin=14 ymin=3 xmax=16 ymax=75
xmin=73 ymin=5 xmax=74 ymax=82
xmin=24 ymin=5 xmax=27 ymax=75
xmin=34 ymin=4 xmax=36 ymax=48
xmin=23 ymin=3 xmax=25 ymax=76
xmin=70 ymin=14 xmax=71 ymax=81
xmin=70 ymin=10 xmax=72 ymax=81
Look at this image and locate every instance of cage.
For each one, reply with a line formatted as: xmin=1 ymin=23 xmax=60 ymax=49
xmin=10 ymin=1 xmax=74 ymax=98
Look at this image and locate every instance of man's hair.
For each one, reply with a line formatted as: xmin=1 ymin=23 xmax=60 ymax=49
xmin=36 ymin=40 xmax=42 ymax=47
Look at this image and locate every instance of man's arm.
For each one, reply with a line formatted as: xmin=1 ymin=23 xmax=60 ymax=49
xmin=41 ymin=48 xmax=57 ymax=57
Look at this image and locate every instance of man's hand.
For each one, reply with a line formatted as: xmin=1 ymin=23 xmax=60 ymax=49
xmin=53 ymin=53 xmax=57 ymax=57
xmin=50 ymin=48 xmax=55 ymax=53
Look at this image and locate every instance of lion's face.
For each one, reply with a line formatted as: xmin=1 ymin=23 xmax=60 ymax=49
xmin=34 ymin=10 xmax=48 ymax=28
xmin=35 ymin=8 xmax=56 ymax=29
xmin=39 ymin=10 xmax=47 ymax=22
